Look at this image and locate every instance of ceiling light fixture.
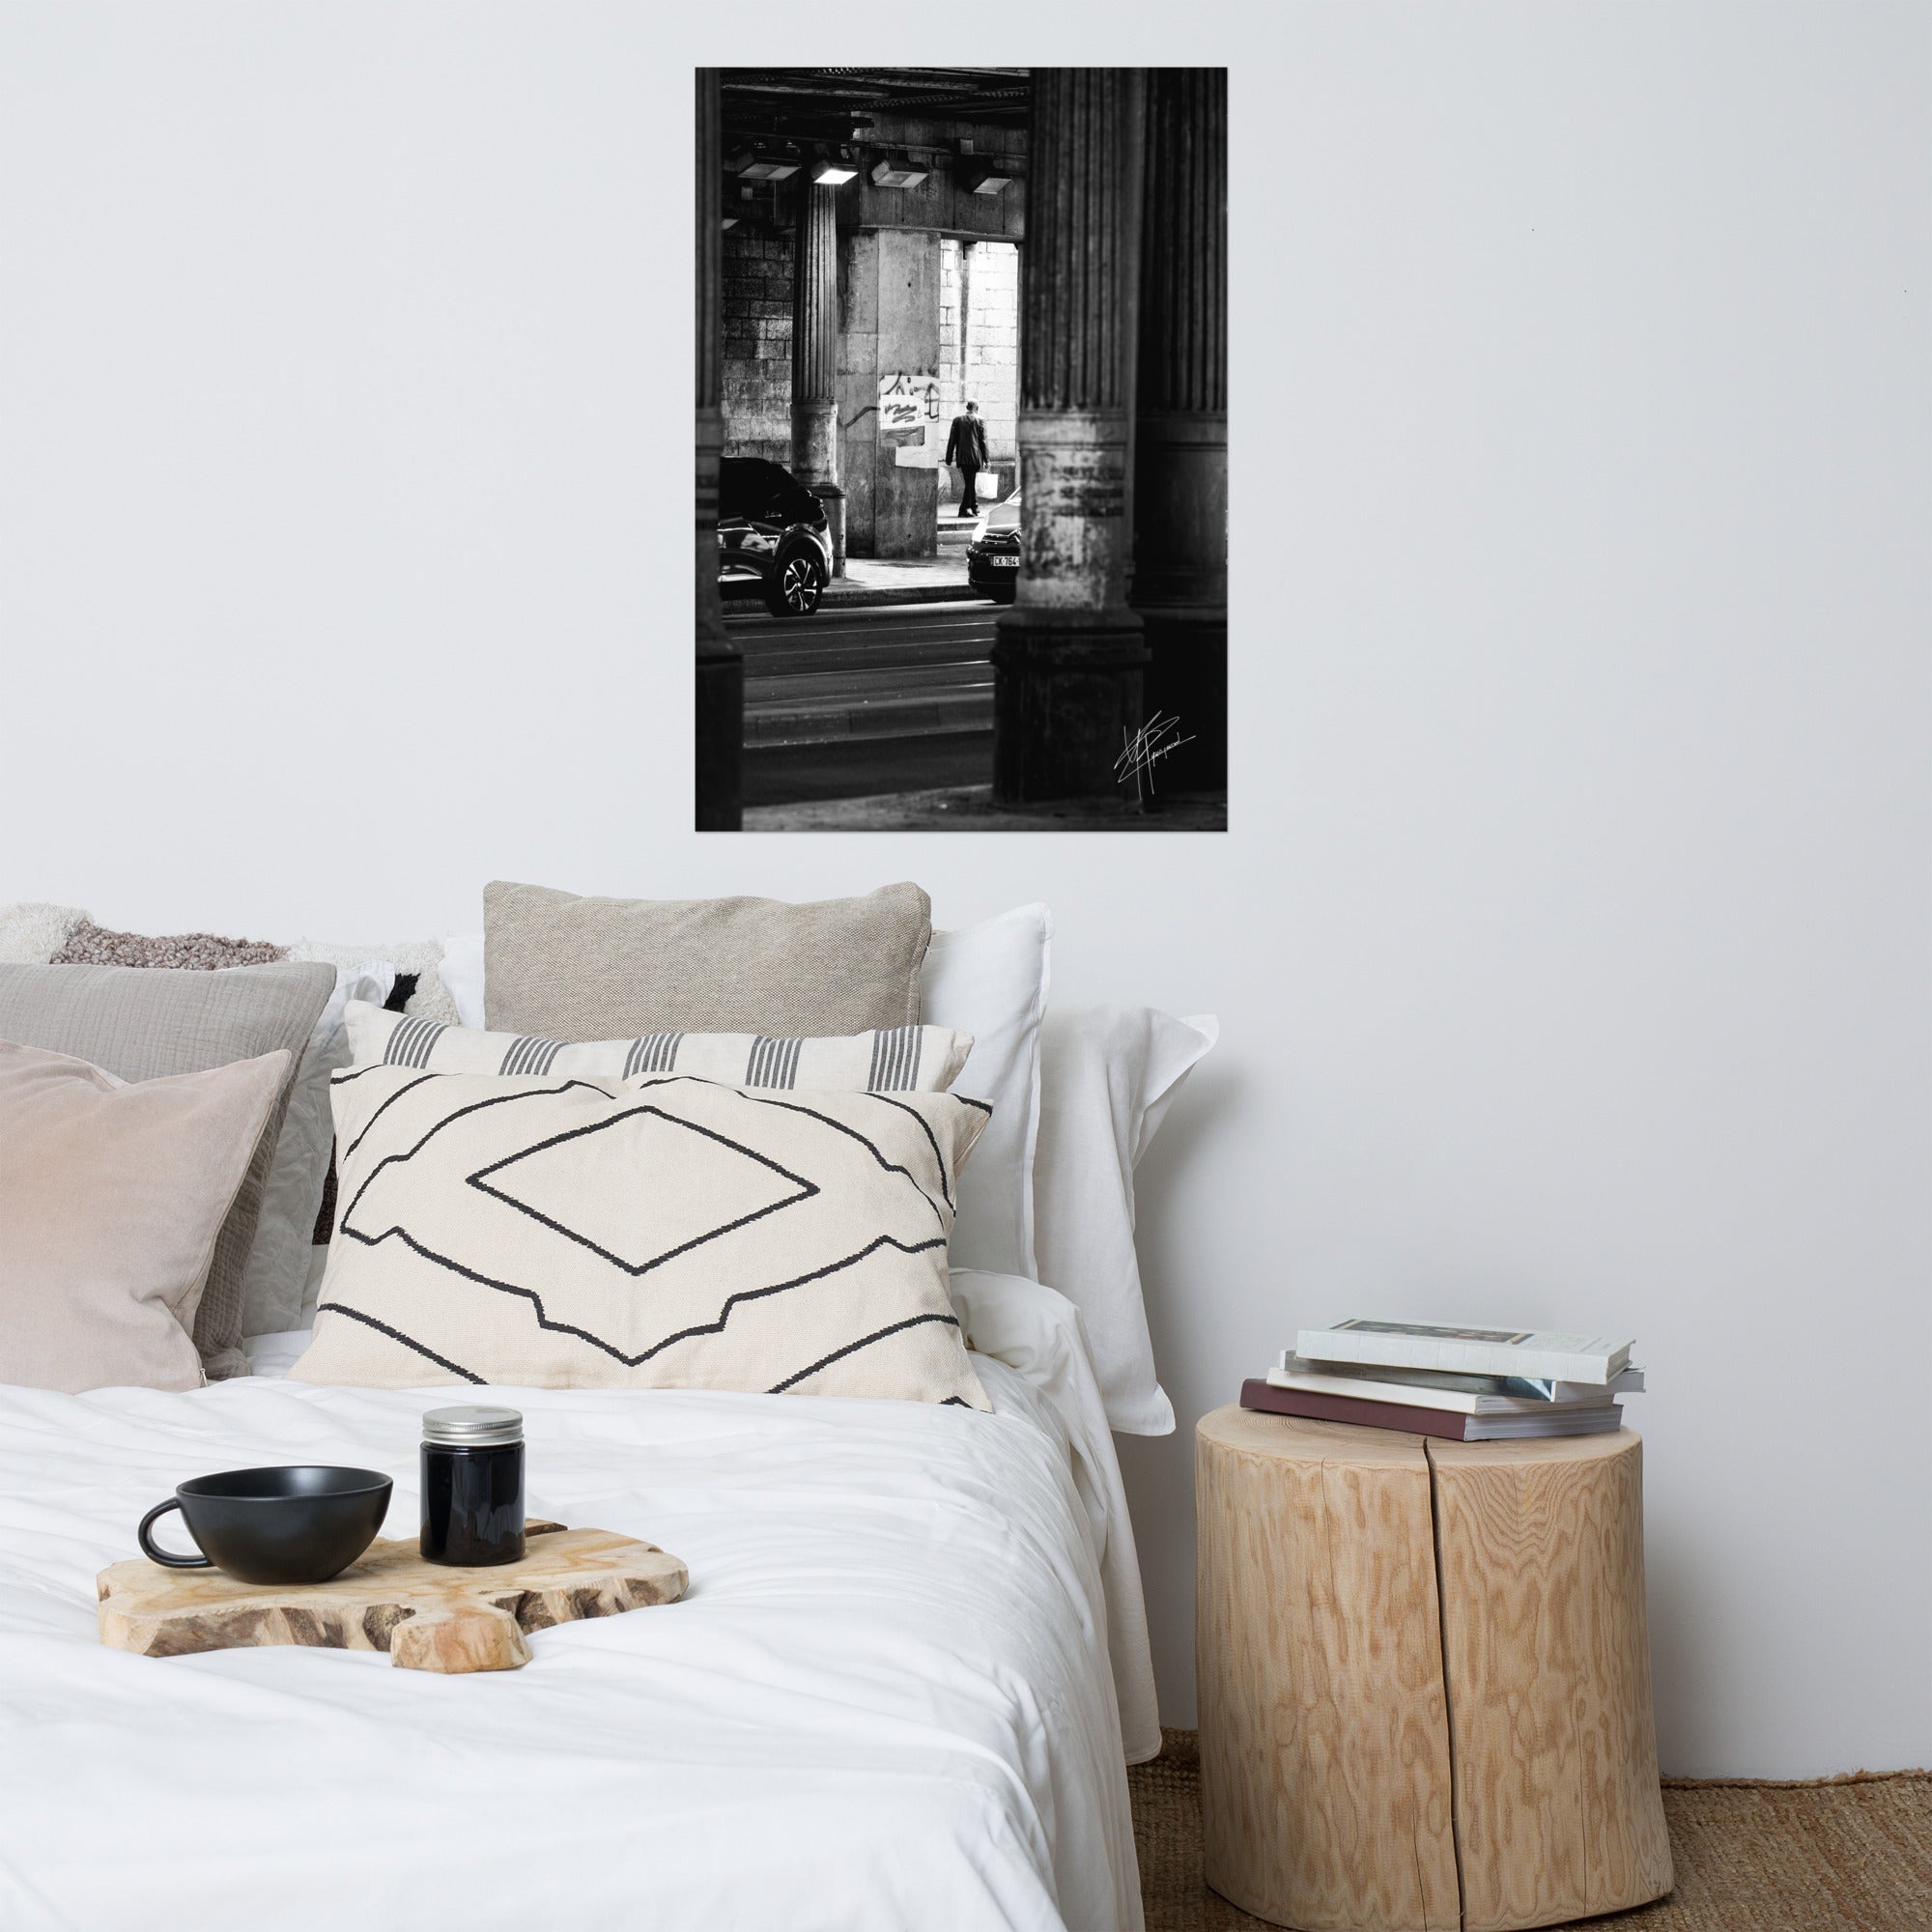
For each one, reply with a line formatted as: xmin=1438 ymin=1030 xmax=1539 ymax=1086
xmin=869 ymin=153 xmax=929 ymax=190
xmin=729 ymin=146 xmax=800 ymax=182
xmin=811 ymin=155 xmax=860 ymax=185
xmin=963 ymin=163 xmax=1013 ymax=196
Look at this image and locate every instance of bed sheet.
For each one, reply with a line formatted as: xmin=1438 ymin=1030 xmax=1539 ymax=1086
xmin=0 ymin=1349 xmax=1145 ymax=1931
xmin=243 ymin=1264 xmax=1163 ymax=1767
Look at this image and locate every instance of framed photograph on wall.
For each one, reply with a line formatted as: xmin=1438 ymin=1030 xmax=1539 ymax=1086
xmin=695 ymin=68 xmax=1227 ymax=833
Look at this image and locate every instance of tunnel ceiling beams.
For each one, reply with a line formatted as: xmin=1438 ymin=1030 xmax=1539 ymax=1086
xmin=722 ymin=69 xmax=1031 ymax=138
xmin=722 ymin=72 xmax=1030 ymax=241
xmin=722 ymin=125 xmax=1027 ymax=245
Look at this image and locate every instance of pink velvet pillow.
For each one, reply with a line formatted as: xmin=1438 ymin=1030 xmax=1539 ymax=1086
xmin=0 ymin=1040 xmax=290 ymax=1392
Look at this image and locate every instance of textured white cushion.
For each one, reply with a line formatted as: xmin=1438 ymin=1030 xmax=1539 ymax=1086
xmin=287 ymin=937 xmax=460 ymax=1024
xmin=289 ymin=1067 xmax=991 ymax=1406
xmin=920 ymin=905 xmax=1051 ymax=1280
xmin=1032 ymin=1005 xmax=1217 ymax=1435
xmin=0 ymin=902 xmax=88 ymax=963
xmin=343 ymin=1001 xmax=972 ymax=1093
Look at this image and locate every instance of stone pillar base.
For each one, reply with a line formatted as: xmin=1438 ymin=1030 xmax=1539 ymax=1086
xmin=991 ymin=610 xmax=1150 ymax=803
xmin=790 ymin=400 xmax=838 ymax=492
xmin=695 ymin=647 xmax=744 ymax=830
xmin=695 ymin=399 xmax=742 ymax=831
xmin=1140 ymin=609 xmax=1227 ymax=791
xmin=810 ymin=484 xmax=846 ymax=576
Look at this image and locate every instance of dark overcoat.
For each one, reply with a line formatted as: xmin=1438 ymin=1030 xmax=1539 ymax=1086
xmin=944 ymin=413 xmax=988 ymax=472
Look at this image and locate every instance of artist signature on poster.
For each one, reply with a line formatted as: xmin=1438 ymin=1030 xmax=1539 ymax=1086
xmin=1115 ymin=712 xmax=1197 ymax=802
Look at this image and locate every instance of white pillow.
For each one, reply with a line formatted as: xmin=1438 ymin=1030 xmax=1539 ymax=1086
xmin=920 ymin=905 xmax=1052 ymax=1281
xmin=439 ymin=929 xmax=486 ymax=1028
xmin=238 ymin=962 xmax=395 ymax=1338
xmin=1032 ymin=1005 xmax=1217 ymax=1435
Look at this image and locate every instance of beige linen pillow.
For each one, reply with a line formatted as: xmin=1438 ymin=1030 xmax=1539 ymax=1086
xmin=483 ymin=881 xmax=931 ymax=1039
xmin=0 ymin=960 xmax=334 ymax=1378
xmin=289 ymin=1065 xmax=990 ymax=1406
xmin=0 ymin=1041 xmax=291 ymax=1393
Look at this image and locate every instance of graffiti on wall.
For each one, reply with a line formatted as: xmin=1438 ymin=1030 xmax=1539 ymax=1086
xmin=879 ymin=371 xmax=941 ymax=467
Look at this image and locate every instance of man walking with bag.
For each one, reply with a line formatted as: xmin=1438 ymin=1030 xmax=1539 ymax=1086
xmin=944 ymin=399 xmax=989 ymax=518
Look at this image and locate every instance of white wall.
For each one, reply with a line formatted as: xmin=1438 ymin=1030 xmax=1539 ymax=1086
xmin=1 ymin=3 xmax=1925 ymax=1776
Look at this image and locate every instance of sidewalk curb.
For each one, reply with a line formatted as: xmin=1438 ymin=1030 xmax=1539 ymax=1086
xmin=817 ymin=583 xmax=991 ymax=610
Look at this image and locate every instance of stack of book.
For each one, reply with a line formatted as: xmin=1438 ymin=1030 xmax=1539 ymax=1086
xmin=1240 ymin=1320 xmax=1643 ymax=1441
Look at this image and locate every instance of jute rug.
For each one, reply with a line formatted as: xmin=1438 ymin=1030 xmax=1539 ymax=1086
xmin=1128 ymin=1730 xmax=1931 ymax=1932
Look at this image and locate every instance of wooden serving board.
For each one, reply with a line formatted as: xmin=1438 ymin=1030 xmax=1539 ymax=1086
xmin=97 ymin=1522 xmax=688 ymax=1673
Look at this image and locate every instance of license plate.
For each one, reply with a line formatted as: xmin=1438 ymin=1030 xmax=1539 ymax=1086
xmin=991 ymin=555 xmax=1019 ymax=569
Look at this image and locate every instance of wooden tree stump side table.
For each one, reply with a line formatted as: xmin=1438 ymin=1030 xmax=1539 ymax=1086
xmin=1196 ymin=1405 xmax=1460 ymax=1932
xmin=1195 ymin=1406 xmax=1673 ymax=1932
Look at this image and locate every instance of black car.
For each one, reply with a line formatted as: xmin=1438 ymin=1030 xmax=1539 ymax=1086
xmin=718 ymin=458 xmax=834 ymax=616
xmin=966 ymin=489 xmax=1023 ymax=602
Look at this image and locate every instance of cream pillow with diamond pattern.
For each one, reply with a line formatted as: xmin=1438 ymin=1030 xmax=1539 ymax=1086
xmin=287 ymin=1065 xmax=990 ymax=1406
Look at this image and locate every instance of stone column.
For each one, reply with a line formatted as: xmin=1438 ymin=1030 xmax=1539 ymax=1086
xmin=837 ymin=229 xmax=942 ymax=559
xmin=791 ymin=180 xmax=845 ymax=575
xmin=790 ymin=182 xmax=839 ymax=487
xmin=994 ymin=69 xmax=1150 ymax=803
xmin=1132 ymin=67 xmax=1228 ymax=790
xmin=958 ymin=237 xmax=975 ymax=381
xmin=695 ymin=69 xmax=742 ymax=831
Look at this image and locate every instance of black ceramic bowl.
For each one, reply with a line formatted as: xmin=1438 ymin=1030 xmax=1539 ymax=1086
xmin=138 ymin=1466 xmax=392 ymax=1585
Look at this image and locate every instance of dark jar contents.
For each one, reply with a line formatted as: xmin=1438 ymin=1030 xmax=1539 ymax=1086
xmin=420 ymin=1406 xmax=526 ymax=1567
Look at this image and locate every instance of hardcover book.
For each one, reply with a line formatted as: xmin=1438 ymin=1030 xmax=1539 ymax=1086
xmin=1294 ymin=1320 xmax=1634 ymax=1384
xmin=1270 ymin=1355 xmax=1642 ymax=1415
xmin=1240 ymin=1378 xmax=1625 ymax=1441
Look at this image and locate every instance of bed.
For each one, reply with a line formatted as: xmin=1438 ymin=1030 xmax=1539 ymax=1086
xmin=0 ymin=1269 xmax=1153 ymax=1932
xmin=0 ymin=897 xmax=1203 ymax=1931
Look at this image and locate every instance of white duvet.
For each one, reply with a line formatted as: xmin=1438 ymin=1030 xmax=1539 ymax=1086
xmin=0 ymin=1272 xmax=1151 ymax=1932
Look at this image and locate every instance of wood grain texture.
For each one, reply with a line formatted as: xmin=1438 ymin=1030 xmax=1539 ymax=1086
xmin=98 ymin=1526 xmax=687 ymax=1673
xmin=1196 ymin=1406 xmax=1461 ymax=1932
xmin=1429 ymin=1430 xmax=1673 ymax=1929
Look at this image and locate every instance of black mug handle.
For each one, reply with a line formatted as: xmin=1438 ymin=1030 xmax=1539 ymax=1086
xmin=138 ymin=1497 xmax=212 ymax=1569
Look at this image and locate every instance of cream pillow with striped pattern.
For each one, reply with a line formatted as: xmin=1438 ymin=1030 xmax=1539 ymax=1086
xmin=344 ymin=1002 xmax=971 ymax=1094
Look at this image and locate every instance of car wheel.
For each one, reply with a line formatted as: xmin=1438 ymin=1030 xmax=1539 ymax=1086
xmin=763 ymin=553 xmax=823 ymax=618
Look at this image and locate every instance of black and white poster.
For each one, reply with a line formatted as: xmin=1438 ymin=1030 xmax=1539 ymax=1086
xmin=696 ymin=68 xmax=1228 ymax=832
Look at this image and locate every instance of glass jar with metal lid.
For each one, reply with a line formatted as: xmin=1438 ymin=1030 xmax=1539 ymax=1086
xmin=419 ymin=1406 xmax=525 ymax=1567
